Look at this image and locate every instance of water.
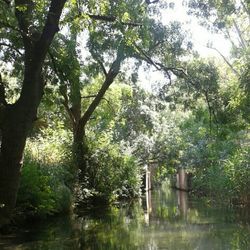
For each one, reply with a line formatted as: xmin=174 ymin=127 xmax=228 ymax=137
xmin=1 ymin=182 xmax=250 ymax=250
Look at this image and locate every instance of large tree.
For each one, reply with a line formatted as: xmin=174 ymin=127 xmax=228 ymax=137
xmin=48 ymin=0 xmax=189 ymax=175
xmin=0 ymin=0 xmax=67 ymax=225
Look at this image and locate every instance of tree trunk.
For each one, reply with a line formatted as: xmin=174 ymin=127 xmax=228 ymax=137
xmin=0 ymin=101 xmax=37 ymax=225
xmin=72 ymin=48 xmax=125 ymax=178
xmin=73 ymin=124 xmax=89 ymax=177
xmin=0 ymin=66 xmax=46 ymax=225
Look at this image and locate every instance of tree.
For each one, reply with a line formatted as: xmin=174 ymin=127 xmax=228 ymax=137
xmin=48 ymin=0 xmax=190 ymax=176
xmin=187 ymin=0 xmax=250 ymax=128
xmin=0 ymin=0 xmax=67 ymax=225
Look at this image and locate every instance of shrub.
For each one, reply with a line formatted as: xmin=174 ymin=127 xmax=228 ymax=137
xmin=17 ymin=157 xmax=73 ymax=217
xmin=77 ymin=145 xmax=141 ymax=203
xmin=16 ymin=129 xmax=74 ymax=218
xmin=224 ymin=146 xmax=250 ymax=203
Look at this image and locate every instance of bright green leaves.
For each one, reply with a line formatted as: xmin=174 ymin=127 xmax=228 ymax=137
xmin=121 ymin=11 xmax=130 ymax=22
xmin=87 ymin=0 xmax=109 ymax=14
xmin=70 ymin=0 xmax=77 ymax=5
xmin=15 ymin=4 xmax=28 ymax=12
xmin=124 ymin=28 xmax=139 ymax=47
xmin=99 ymin=0 xmax=109 ymax=13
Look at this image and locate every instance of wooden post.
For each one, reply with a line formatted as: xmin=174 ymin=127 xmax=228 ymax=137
xmin=144 ymin=189 xmax=152 ymax=224
xmin=176 ymin=168 xmax=188 ymax=191
xmin=177 ymin=190 xmax=188 ymax=219
xmin=149 ymin=163 xmax=157 ymax=189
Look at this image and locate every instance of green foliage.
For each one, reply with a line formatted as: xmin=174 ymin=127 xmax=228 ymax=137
xmin=224 ymin=146 xmax=250 ymax=201
xmin=87 ymin=145 xmax=141 ymax=201
xmin=17 ymin=157 xmax=72 ymax=217
xmin=1 ymin=0 xmax=249 ymax=218
xmin=163 ymin=102 xmax=250 ymax=203
xmin=16 ymin=126 xmax=75 ymax=218
xmin=151 ymin=52 xmax=250 ymax=204
xmin=190 ymin=144 xmax=250 ymax=203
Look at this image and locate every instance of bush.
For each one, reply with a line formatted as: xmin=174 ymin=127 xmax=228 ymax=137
xmin=16 ymin=129 xmax=74 ymax=218
xmin=224 ymin=146 xmax=250 ymax=203
xmin=17 ymin=157 xmax=73 ymax=217
xmin=76 ymin=145 xmax=141 ymax=203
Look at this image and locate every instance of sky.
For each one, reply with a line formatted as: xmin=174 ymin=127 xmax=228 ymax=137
xmin=161 ymin=1 xmax=232 ymax=57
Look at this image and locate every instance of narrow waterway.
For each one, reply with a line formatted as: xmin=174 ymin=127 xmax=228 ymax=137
xmin=1 ymin=182 xmax=250 ymax=250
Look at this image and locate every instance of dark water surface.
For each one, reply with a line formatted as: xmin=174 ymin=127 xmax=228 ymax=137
xmin=1 ymin=182 xmax=250 ymax=250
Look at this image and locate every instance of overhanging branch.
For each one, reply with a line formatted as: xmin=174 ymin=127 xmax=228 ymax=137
xmin=145 ymin=0 xmax=160 ymax=4
xmin=134 ymin=44 xmax=187 ymax=81
xmin=0 ymin=42 xmax=23 ymax=56
xmin=87 ymin=14 xmax=142 ymax=27
xmin=88 ymin=14 xmax=116 ymax=22
xmin=134 ymin=44 xmax=221 ymax=127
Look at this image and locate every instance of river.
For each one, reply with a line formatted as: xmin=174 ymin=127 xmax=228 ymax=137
xmin=1 ymin=181 xmax=250 ymax=249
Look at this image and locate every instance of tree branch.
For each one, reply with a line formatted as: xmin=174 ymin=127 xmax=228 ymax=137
xmin=34 ymin=0 xmax=67 ymax=63
xmin=134 ymin=44 xmax=161 ymax=69
xmin=96 ymin=59 xmax=107 ymax=76
xmin=207 ymin=46 xmax=240 ymax=77
xmin=81 ymin=95 xmax=115 ymax=113
xmin=135 ymin=44 xmax=222 ymax=130
xmin=88 ymin=14 xmax=116 ymax=22
xmin=79 ymin=47 xmax=125 ymax=128
xmin=81 ymin=95 xmax=97 ymax=99
xmin=240 ymin=0 xmax=250 ymax=23
xmin=233 ymin=19 xmax=247 ymax=49
xmin=0 ymin=42 xmax=23 ymax=56
xmin=134 ymin=44 xmax=187 ymax=80
xmin=145 ymin=0 xmax=160 ymax=4
xmin=87 ymin=14 xmax=142 ymax=27
xmin=48 ymin=50 xmax=68 ymax=82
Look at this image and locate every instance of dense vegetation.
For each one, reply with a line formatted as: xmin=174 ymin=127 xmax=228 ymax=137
xmin=0 ymin=0 xmax=249 ymax=227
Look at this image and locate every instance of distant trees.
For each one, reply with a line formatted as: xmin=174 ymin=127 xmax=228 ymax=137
xmin=187 ymin=0 xmax=250 ymax=126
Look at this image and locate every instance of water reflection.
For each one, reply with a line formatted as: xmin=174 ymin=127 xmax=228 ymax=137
xmin=1 ymin=182 xmax=250 ymax=250
xmin=177 ymin=190 xmax=188 ymax=219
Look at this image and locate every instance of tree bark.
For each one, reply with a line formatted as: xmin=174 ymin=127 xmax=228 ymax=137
xmin=0 ymin=104 xmax=26 ymax=223
xmin=73 ymin=124 xmax=88 ymax=176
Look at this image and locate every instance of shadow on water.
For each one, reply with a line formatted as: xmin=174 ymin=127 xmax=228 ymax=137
xmin=1 ymin=181 xmax=250 ymax=249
